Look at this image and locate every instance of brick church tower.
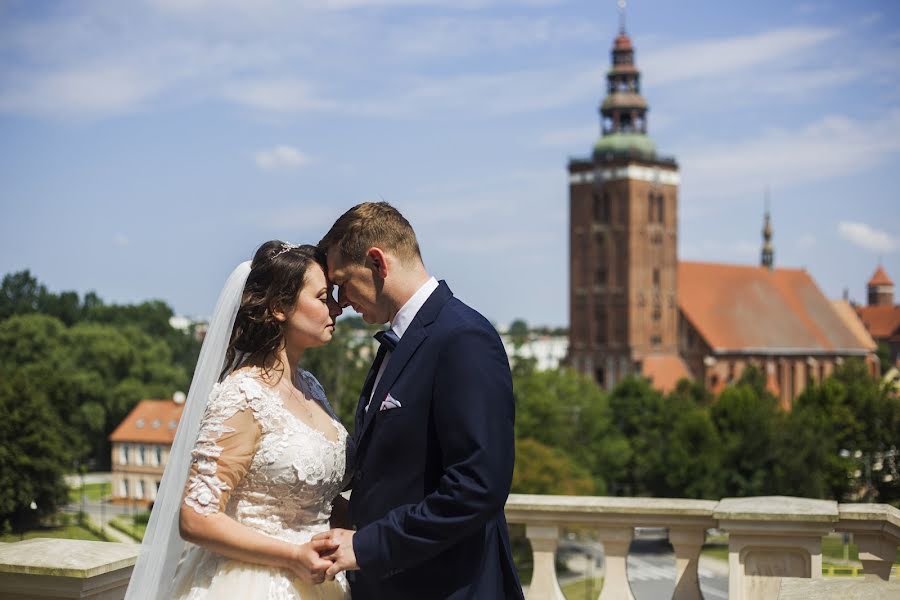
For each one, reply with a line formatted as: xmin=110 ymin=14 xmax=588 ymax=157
xmin=567 ymin=18 xmax=680 ymax=390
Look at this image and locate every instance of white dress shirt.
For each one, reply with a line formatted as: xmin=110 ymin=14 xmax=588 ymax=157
xmin=368 ymin=276 xmax=439 ymax=408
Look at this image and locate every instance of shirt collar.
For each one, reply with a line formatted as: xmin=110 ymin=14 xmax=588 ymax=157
xmin=390 ymin=277 xmax=438 ymax=340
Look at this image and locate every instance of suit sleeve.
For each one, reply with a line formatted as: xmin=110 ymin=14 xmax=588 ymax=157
xmin=352 ymin=324 xmax=516 ymax=575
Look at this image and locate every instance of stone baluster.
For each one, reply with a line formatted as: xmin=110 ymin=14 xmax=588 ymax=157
xmin=524 ymin=524 xmax=566 ymax=600
xmin=715 ymin=496 xmax=838 ymax=600
xmin=837 ymin=503 xmax=900 ymax=582
xmin=669 ymin=526 xmax=706 ymax=600
xmin=596 ymin=526 xmax=635 ymax=600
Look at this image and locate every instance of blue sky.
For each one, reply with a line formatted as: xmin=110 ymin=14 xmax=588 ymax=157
xmin=1 ymin=0 xmax=898 ymax=327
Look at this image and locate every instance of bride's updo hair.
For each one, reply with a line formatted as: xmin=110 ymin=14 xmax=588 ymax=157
xmin=223 ymin=240 xmax=325 ymax=379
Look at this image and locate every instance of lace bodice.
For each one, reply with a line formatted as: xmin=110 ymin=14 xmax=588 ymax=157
xmin=183 ymin=368 xmax=350 ymax=544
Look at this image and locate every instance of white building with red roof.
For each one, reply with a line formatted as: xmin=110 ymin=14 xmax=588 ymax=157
xmin=108 ymin=394 xmax=184 ymax=505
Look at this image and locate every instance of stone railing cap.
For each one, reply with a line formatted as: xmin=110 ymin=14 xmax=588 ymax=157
xmin=506 ymin=493 xmax=718 ymax=516
xmin=714 ymin=496 xmax=838 ymax=521
xmin=838 ymin=503 xmax=900 ymax=527
xmin=0 ymin=538 xmax=139 ymax=578
xmin=778 ymin=577 xmax=900 ymax=599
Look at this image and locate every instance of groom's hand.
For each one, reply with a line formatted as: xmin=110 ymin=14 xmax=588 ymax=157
xmin=312 ymin=528 xmax=358 ymax=579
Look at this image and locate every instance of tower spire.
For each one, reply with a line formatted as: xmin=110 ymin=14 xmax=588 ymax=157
xmin=761 ymin=187 xmax=774 ymax=270
xmin=593 ymin=3 xmax=656 ymax=159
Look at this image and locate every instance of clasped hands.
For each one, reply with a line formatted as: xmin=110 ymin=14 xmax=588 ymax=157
xmin=295 ymin=529 xmax=358 ymax=585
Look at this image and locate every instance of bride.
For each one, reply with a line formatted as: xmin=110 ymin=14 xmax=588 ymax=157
xmin=125 ymin=241 xmax=350 ymax=599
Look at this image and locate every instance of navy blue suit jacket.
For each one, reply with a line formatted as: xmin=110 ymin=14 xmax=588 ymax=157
xmin=349 ymin=281 xmax=524 ymax=600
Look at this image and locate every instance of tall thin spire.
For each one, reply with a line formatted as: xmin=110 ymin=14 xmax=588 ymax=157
xmin=593 ymin=2 xmax=657 ymax=159
xmin=761 ymin=187 xmax=774 ymax=269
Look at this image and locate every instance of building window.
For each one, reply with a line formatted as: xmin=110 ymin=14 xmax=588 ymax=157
xmin=136 ymin=445 xmax=145 ymax=466
xmin=652 ymin=305 xmax=661 ymax=321
xmin=121 ymin=479 xmax=129 ymax=498
xmin=657 ymin=194 xmax=665 ymax=223
xmin=648 ymin=192 xmax=655 ymax=222
xmin=154 ymin=446 xmax=163 ymax=466
xmin=596 ymin=268 xmax=607 ymax=285
xmin=652 ymin=268 xmax=660 ymax=287
xmin=136 ymin=480 xmax=144 ymax=500
xmin=595 ymin=307 xmax=608 ymax=344
xmin=595 ymin=367 xmax=606 ymax=387
xmin=119 ymin=444 xmax=128 ymax=465
xmin=593 ymin=192 xmax=611 ymax=224
xmin=650 ymin=335 xmax=662 ymax=347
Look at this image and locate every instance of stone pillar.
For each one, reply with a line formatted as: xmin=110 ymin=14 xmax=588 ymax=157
xmin=857 ymin=533 xmax=896 ymax=581
xmin=596 ymin=526 xmax=635 ymax=600
xmin=0 ymin=538 xmax=138 ymax=600
xmin=525 ymin=524 xmax=565 ymax=600
xmin=837 ymin=504 xmax=900 ymax=582
xmin=669 ymin=526 xmax=705 ymax=600
xmin=716 ymin=496 xmax=838 ymax=600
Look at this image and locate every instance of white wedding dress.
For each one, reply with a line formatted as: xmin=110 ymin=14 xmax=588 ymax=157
xmin=170 ymin=367 xmax=351 ymax=600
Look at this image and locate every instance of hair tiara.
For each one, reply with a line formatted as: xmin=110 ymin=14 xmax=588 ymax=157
xmin=272 ymin=242 xmax=301 ymax=259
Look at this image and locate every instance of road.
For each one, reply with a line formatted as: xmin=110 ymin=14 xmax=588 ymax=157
xmin=559 ymin=535 xmax=729 ymax=600
xmin=65 ymin=473 xmax=140 ymax=544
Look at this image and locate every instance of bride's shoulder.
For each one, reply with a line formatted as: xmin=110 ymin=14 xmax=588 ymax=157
xmin=297 ymin=368 xmax=327 ymax=402
xmin=213 ymin=367 xmax=272 ymax=407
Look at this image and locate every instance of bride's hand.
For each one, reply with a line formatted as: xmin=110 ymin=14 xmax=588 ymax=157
xmin=287 ymin=538 xmax=339 ymax=584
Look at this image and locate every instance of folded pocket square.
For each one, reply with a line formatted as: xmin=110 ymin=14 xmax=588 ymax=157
xmin=379 ymin=394 xmax=402 ymax=411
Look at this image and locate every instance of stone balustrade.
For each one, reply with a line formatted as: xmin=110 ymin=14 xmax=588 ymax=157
xmin=0 ymin=495 xmax=896 ymax=600
xmin=505 ymin=493 xmax=900 ymax=600
xmin=0 ymin=537 xmax=138 ymax=599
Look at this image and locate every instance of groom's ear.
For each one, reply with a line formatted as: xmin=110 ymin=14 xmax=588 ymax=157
xmin=366 ymin=247 xmax=389 ymax=279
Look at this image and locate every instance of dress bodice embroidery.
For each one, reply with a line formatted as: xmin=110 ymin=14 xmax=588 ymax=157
xmin=184 ymin=367 xmax=350 ymax=544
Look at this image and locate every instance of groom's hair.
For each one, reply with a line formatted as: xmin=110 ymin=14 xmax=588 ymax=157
xmin=318 ymin=201 xmax=422 ymax=265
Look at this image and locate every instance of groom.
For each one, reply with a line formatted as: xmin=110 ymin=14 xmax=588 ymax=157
xmin=314 ymin=202 xmax=524 ymax=599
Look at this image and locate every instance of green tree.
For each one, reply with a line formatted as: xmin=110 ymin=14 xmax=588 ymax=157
xmin=607 ymin=376 xmax=667 ymax=496
xmin=654 ymin=388 xmax=724 ymax=499
xmin=0 ymin=371 xmax=73 ymax=533
xmin=711 ymin=382 xmax=784 ymax=497
xmin=514 ymin=366 xmax=628 ymax=495
xmin=512 ymin=438 xmax=594 ymax=495
xmin=0 ymin=270 xmax=45 ymax=320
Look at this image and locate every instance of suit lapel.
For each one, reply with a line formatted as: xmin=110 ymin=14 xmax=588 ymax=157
xmin=356 ymin=281 xmax=453 ymax=447
xmin=354 ymin=345 xmax=387 ymax=441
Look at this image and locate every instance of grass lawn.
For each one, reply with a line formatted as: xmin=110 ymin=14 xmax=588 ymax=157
xmin=109 ymin=516 xmax=146 ymax=542
xmin=0 ymin=523 xmax=106 ymax=543
xmin=561 ymin=577 xmax=604 ymax=599
xmin=68 ymin=482 xmax=109 ymax=503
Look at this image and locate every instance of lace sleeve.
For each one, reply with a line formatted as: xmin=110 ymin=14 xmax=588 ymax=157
xmin=183 ymin=377 xmax=261 ymax=515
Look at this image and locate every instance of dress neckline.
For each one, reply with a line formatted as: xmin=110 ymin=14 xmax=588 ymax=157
xmin=231 ymin=367 xmax=344 ymax=445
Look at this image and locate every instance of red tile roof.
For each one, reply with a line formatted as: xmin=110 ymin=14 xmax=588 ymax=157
xmin=109 ymin=399 xmax=184 ymax=444
xmin=641 ymin=354 xmax=692 ymax=392
xmin=869 ymin=266 xmax=894 ymax=287
xmin=831 ymin=300 xmax=878 ymax=351
xmin=855 ymin=304 xmax=900 ymax=340
xmin=678 ymin=262 xmax=871 ymax=354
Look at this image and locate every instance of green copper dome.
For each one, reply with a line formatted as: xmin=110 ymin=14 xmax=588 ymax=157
xmin=593 ymin=132 xmax=656 ymax=158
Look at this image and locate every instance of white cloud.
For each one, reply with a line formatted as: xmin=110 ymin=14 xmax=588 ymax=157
xmin=0 ymin=66 xmax=163 ymax=118
xmin=641 ymin=27 xmax=839 ymax=86
xmin=114 ymin=233 xmax=130 ymax=247
xmin=838 ymin=222 xmax=898 ymax=253
xmin=797 ymin=234 xmax=816 ymax=250
xmin=678 ymin=110 xmax=900 ymax=200
xmin=254 ymin=145 xmax=310 ymax=170
xmin=224 ymin=79 xmax=334 ymax=113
